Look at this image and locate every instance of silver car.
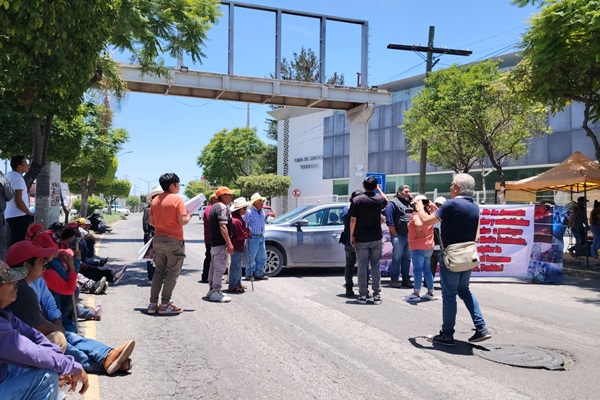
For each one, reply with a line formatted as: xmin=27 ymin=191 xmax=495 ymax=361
xmin=264 ymin=203 xmax=347 ymax=276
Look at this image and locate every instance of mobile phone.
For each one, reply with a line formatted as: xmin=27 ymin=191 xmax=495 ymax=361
xmin=422 ymin=199 xmax=430 ymax=206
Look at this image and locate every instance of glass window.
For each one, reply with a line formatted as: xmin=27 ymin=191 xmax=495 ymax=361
xmin=304 ymin=209 xmax=324 ymax=226
xmin=333 ymin=157 xmax=345 ymax=178
xmin=323 ymin=116 xmax=334 ymax=137
xmin=333 ymin=136 xmax=345 ymax=157
xmin=368 ymin=130 xmax=379 ymax=152
xmin=548 ymin=108 xmax=570 ymax=132
xmin=548 ymin=131 xmax=571 ymax=163
xmin=382 ymin=104 xmax=392 ymax=128
xmin=369 ymin=107 xmax=380 ymax=129
xmin=323 ymin=137 xmax=333 ymax=157
xmin=323 ymin=158 xmax=333 ymax=179
xmin=381 ymin=129 xmax=392 ymax=152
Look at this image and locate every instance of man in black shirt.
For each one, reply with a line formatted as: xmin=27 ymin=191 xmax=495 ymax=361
xmin=349 ymin=177 xmax=388 ymax=304
xmin=207 ymin=186 xmax=234 ymax=303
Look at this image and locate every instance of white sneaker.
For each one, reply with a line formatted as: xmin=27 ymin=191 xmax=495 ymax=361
xmin=421 ymin=292 xmax=435 ymax=301
xmin=210 ymin=291 xmax=232 ymax=303
xmin=404 ymin=293 xmax=421 ymax=302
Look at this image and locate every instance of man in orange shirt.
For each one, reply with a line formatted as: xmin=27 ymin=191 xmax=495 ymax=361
xmin=147 ymin=173 xmax=191 ymax=315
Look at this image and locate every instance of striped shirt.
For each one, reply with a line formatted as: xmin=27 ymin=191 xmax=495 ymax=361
xmin=244 ymin=206 xmax=265 ymax=235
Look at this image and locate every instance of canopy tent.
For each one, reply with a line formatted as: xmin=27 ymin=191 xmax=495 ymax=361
xmin=498 ymin=152 xmax=600 ymax=193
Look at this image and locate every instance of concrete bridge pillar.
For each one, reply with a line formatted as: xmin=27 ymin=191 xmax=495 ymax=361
xmin=346 ymin=103 xmax=375 ymax=195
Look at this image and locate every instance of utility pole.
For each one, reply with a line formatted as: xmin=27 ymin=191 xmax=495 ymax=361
xmin=388 ymin=26 xmax=472 ymax=194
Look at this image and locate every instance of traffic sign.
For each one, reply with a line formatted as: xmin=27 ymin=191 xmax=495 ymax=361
xmin=366 ymin=172 xmax=386 ymax=193
xmin=292 ymin=188 xmax=302 ymax=198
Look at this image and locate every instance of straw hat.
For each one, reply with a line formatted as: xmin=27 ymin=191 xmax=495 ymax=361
xmin=250 ymin=192 xmax=266 ymax=205
xmin=147 ymin=185 xmax=163 ymax=202
xmin=230 ymin=197 xmax=250 ymax=212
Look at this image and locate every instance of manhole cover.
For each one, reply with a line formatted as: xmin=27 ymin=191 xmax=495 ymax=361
xmin=473 ymin=345 xmax=564 ymax=370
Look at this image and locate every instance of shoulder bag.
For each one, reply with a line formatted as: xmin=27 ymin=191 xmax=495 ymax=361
xmin=442 ymin=217 xmax=480 ymax=273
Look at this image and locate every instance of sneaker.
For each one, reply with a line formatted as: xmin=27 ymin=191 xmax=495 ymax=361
xmin=100 ymin=280 xmax=109 ymax=294
xmin=254 ymin=276 xmax=269 ymax=281
xmin=345 ymin=288 xmax=355 ymax=298
xmin=404 ymin=293 xmax=421 ymax=302
xmin=112 ymin=267 xmax=127 ymax=285
xmin=147 ymin=303 xmax=158 ymax=315
xmin=357 ymin=295 xmax=368 ymax=304
xmin=401 ymin=281 xmax=414 ymax=288
xmin=568 ymin=247 xmax=575 ymax=257
xmin=91 ymin=305 xmax=102 ymax=321
xmin=390 ymin=281 xmax=402 ymax=288
xmin=209 ymin=291 xmax=232 ymax=303
xmin=103 ymin=340 xmax=136 ymax=375
xmin=372 ymin=294 xmax=382 ymax=305
xmin=94 ymin=277 xmax=107 ymax=294
xmin=427 ymin=332 xmax=455 ymax=347
xmin=468 ymin=328 xmax=492 ymax=343
xmin=421 ymin=292 xmax=435 ymax=301
xmin=158 ymin=302 xmax=184 ymax=314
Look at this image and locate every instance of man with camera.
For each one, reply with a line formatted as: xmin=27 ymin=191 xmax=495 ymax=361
xmin=385 ymin=185 xmax=414 ymax=288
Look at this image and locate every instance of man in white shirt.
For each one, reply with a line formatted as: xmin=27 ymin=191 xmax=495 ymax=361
xmin=4 ymin=156 xmax=33 ymax=246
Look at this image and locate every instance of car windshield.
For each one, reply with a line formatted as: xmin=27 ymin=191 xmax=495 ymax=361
xmin=269 ymin=205 xmax=314 ymax=224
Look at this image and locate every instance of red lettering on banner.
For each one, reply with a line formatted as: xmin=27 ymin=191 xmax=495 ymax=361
xmin=495 ymin=218 xmax=530 ymax=226
xmin=480 ymin=227 xmax=492 ymax=235
xmin=496 ymin=227 xmax=523 ymax=236
xmin=480 ymin=218 xmax=493 ymax=226
xmin=497 ymin=236 xmax=527 ymax=246
xmin=478 ymin=245 xmax=496 ymax=253
xmin=479 ymin=263 xmax=504 ymax=272
xmin=479 ymin=236 xmax=497 ymax=243
xmin=498 ymin=209 xmax=526 ymax=216
xmin=484 ymin=255 xmax=512 ymax=263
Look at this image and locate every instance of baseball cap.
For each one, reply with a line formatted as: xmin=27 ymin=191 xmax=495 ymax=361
xmin=77 ymin=218 xmax=91 ymax=225
xmin=31 ymin=232 xmax=59 ymax=250
xmin=434 ymin=196 xmax=447 ymax=205
xmin=0 ymin=259 xmax=27 ymax=283
xmin=215 ymin=186 xmax=235 ymax=197
xmin=6 ymin=241 xmax=58 ymax=267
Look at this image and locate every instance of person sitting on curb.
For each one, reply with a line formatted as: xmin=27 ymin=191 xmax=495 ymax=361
xmin=6 ymin=241 xmax=135 ymax=375
xmin=0 ymin=259 xmax=89 ymax=398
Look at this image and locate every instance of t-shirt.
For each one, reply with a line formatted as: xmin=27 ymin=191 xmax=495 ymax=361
xmin=209 ymin=202 xmax=232 ymax=247
xmin=408 ymin=212 xmax=434 ymax=251
xmin=4 ymin=170 xmax=28 ymax=218
xmin=349 ymin=192 xmax=388 ymax=243
xmin=6 ymin=280 xmax=45 ymax=329
xmin=149 ymin=192 xmax=187 ymax=241
xmin=203 ymin=204 xmax=213 ymax=243
xmin=434 ymin=196 xmax=479 ymax=247
xmin=231 ymin=211 xmax=249 ymax=252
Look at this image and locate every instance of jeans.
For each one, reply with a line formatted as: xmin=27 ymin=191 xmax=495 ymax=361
xmin=150 ymin=235 xmax=186 ymax=304
xmin=64 ymin=331 xmax=111 ymax=374
xmin=355 ymin=240 xmax=382 ymax=297
xmin=591 ymin=225 xmax=600 ymax=257
xmin=228 ymin=251 xmax=243 ymax=289
xmin=0 ymin=365 xmax=61 ymax=400
xmin=389 ymin=235 xmax=411 ymax=283
xmin=439 ymin=252 xmax=486 ymax=337
xmin=344 ymin=246 xmax=357 ymax=289
xmin=411 ymin=249 xmax=434 ymax=292
xmin=208 ymin=245 xmax=229 ymax=296
xmin=246 ymin=235 xmax=266 ymax=278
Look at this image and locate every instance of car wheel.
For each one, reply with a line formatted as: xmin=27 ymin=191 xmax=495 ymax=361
xmin=264 ymin=245 xmax=284 ymax=277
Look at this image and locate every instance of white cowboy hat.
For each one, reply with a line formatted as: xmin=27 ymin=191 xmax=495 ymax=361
xmin=434 ymin=196 xmax=447 ymax=205
xmin=230 ymin=197 xmax=250 ymax=212
xmin=147 ymin=185 xmax=163 ymax=202
xmin=250 ymin=192 xmax=266 ymax=205
xmin=413 ymin=194 xmax=428 ymax=203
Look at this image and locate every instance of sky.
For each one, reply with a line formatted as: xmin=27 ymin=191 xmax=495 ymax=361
xmin=112 ymin=0 xmax=539 ymax=197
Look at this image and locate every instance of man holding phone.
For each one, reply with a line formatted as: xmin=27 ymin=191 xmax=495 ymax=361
xmin=385 ymin=185 xmax=414 ymax=288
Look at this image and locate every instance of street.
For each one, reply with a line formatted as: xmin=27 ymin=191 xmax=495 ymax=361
xmin=74 ymin=214 xmax=599 ymax=400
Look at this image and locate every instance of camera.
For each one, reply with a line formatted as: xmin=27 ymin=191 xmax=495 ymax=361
xmin=422 ymin=199 xmax=430 ymax=206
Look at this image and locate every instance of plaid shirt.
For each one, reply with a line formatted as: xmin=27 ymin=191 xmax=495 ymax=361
xmin=244 ymin=206 xmax=265 ymax=235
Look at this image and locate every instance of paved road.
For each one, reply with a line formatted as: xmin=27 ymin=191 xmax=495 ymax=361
xmin=72 ymin=214 xmax=599 ymax=400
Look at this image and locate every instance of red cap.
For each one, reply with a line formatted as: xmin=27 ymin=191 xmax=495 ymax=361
xmin=67 ymin=222 xmax=79 ymax=229
xmin=26 ymin=223 xmax=44 ymax=239
xmin=7 ymin=241 xmax=58 ymax=267
xmin=32 ymin=232 xmax=59 ymax=250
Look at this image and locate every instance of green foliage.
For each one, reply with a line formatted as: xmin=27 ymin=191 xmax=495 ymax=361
xmin=126 ymin=196 xmax=140 ymax=212
xmin=184 ymin=179 xmax=210 ymax=199
xmin=514 ymin=0 xmax=600 ymax=159
xmin=197 ymin=127 xmax=266 ymax=186
xmin=96 ymin=179 xmax=132 ymax=209
xmin=72 ymin=196 xmax=105 ymax=217
xmin=236 ymin=174 xmax=292 ymax=199
xmin=255 ymin=144 xmax=278 ymax=175
xmin=280 ymin=47 xmax=345 ymax=85
xmin=403 ymin=60 xmax=550 ymax=182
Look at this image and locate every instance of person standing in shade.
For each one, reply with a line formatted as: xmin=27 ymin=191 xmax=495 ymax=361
xmin=5 ymin=156 xmax=33 ymax=246
xmin=244 ymin=193 xmax=268 ymax=280
xmin=207 ymin=187 xmax=235 ymax=303
xmin=590 ymin=200 xmax=600 ymax=258
xmin=415 ymin=173 xmax=491 ymax=346
xmin=349 ymin=177 xmax=388 ymax=304
xmin=201 ymin=194 xmax=218 ymax=283
xmin=568 ymin=196 xmax=588 ymax=259
xmin=341 ymin=190 xmax=363 ymax=297
xmin=385 ymin=185 xmax=414 ymax=288
xmin=147 ymin=173 xmax=191 ymax=315
xmin=0 ymin=171 xmax=14 ymax=261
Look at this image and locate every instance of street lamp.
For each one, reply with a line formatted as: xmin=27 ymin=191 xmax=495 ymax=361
xmin=138 ymin=178 xmax=158 ymax=194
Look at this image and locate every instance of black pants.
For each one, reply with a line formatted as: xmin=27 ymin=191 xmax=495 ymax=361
xmin=7 ymin=214 xmax=33 ymax=247
xmin=201 ymin=243 xmax=211 ymax=282
xmin=430 ymin=249 xmax=441 ymax=278
xmin=344 ymin=246 xmax=357 ymax=289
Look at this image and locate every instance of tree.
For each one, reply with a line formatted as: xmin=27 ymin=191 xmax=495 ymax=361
xmin=254 ymin=144 xmax=278 ymax=175
xmin=184 ymin=179 xmax=210 ymax=199
xmin=236 ymin=175 xmax=292 ymax=199
xmin=403 ymin=60 xmax=550 ymax=188
xmin=126 ymin=196 xmax=141 ymax=212
xmin=72 ymin=196 xmax=106 ymax=218
xmin=96 ymin=179 xmax=132 ymax=212
xmin=197 ymin=127 xmax=266 ymax=186
xmin=0 ymin=0 xmax=222 ymax=187
xmin=512 ymin=0 xmax=600 ymax=161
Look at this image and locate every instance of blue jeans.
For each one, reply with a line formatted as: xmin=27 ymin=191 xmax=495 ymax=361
xmin=591 ymin=225 xmax=600 ymax=257
xmin=411 ymin=249 xmax=433 ymax=292
xmin=439 ymin=252 xmax=486 ymax=337
xmin=0 ymin=365 xmax=61 ymax=400
xmin=389 ymin=235 xmax=411 ymax=283
xmin=355 ymin=240 xmax=382 ymax=297
xmin=246 ymin=235 xmax=266 ymax=278
xmin=64 ymin=331 xmax=111 ymax=374
xmin=229 ymin=251 xmax=243 ymax=289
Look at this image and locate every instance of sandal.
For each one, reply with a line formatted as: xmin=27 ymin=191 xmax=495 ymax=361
xmin=231 ymin=286 xmax=245 ymax=293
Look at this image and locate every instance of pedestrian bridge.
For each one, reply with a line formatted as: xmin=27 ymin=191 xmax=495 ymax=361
xmin=119 ymin=64 xmax=392 ymax=111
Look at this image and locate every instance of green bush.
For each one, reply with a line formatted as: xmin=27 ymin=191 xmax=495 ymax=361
xmin=72 ymin=196 xmax=105 ymax=217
